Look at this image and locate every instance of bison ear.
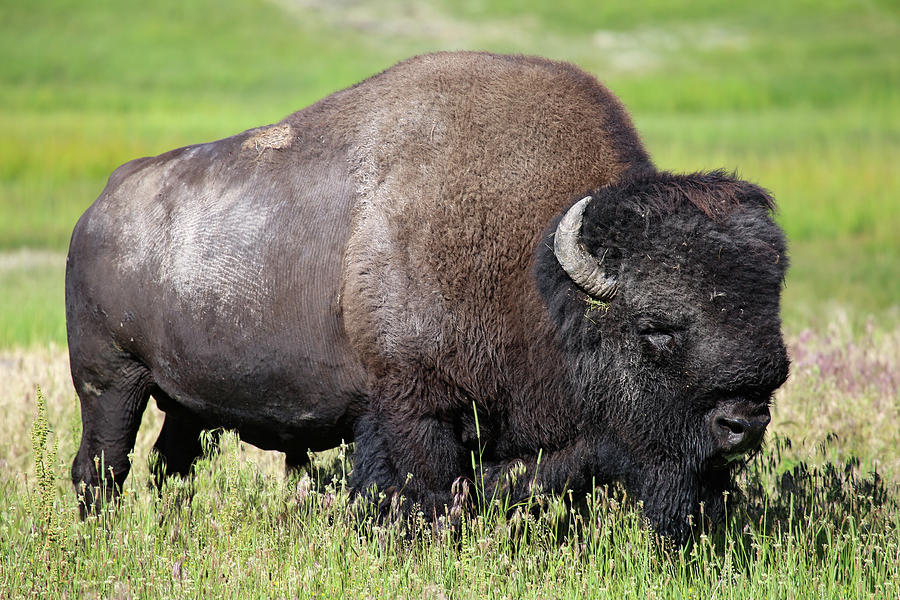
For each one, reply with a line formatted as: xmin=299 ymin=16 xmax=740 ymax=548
xmin=553 ymin=196 xmax=618 ymax=300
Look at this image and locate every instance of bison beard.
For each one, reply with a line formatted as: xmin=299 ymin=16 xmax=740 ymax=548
xmin=66 ymin=52 xmax=789 ymax=542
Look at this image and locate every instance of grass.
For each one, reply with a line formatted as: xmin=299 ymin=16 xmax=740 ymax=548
xmin=1 ymin=0 xmax=899 ymax=597
xmin=5 ymin=440 xmax=897 ymax=598
xmin=0 ymin=251 xmax=66 ymax=349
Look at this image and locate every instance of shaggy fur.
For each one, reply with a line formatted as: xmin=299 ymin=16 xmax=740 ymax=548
xmin=66 ymin=52 xmax=788 ymax=541
xmin=534 ymin=170 xmax=788 ymax=538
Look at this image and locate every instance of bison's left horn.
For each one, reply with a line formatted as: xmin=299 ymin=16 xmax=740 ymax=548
xmin=553 ymin=196 xmax=618 ymax=300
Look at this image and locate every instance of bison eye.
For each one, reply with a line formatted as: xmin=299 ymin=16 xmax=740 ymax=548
xmin=641 ymin=330 xmax=675 ymax=352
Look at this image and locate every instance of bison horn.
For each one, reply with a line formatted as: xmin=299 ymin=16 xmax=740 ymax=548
xmin=553 ymin=196 xmax=618 ymax=300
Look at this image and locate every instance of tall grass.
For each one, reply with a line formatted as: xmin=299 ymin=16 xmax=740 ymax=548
xmin=2 ymin=404 xmax=897 ymax=599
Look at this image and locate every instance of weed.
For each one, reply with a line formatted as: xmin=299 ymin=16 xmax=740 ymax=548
xmin=28 ymin=387 xmax=62 ymax=547
xmin=584 ymin=297 xmax=611 ymax=315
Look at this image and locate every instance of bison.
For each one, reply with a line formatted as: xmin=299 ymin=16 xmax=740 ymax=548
xmin=67 ymin=51 xmax=789 ymax=540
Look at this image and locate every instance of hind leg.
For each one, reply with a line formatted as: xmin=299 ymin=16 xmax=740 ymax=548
xmin=70 ymin=355 xmax=151 ymax=515
xmin=149 ymin=412 xmax=219 ymax=491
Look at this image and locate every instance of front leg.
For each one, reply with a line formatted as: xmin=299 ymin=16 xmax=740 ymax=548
xmin=351 ymin=376 xmax=468 ymax=518
xmin=481 ymin=437 xmax=629 ymax=506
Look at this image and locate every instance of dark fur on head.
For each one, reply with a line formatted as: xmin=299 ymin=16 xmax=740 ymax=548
xmin=597 ymin=169 xmax=776 ymax=221
xmin=535 ymin=170 xmax=788 ymax=540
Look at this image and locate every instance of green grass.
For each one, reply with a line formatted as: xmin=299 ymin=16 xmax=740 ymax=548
xmin=6 ymin=443 xmax=898 ymax=599
xmin=0 ymin=251 xmax=65 ymax=348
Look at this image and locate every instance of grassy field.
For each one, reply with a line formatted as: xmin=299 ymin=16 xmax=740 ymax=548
xmin=1 ymin=0 xmax=898 ymax=597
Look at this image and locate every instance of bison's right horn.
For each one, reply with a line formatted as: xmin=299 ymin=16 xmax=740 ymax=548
xmin=553 ymin=196 xmax=618 ymax=300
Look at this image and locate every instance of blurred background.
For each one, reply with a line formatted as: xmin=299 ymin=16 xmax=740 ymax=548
xmin=0 ymin=0 xmax=897 ymax=344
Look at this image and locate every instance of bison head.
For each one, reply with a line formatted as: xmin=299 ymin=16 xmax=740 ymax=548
xmin=537 ymin=170 xmax=789 ymax=541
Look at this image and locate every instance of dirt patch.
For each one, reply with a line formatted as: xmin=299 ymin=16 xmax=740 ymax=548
xmin=268 ymin=0 xmax=540 ymax=48
xmin=0 ymin=249 xmax=66 ymax=273
xmin=241 ymin=124 xmax=293 ymax=154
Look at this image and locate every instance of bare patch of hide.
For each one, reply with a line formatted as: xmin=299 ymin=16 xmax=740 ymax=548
xmin=241 ymin=124 xmax=293 ymax=153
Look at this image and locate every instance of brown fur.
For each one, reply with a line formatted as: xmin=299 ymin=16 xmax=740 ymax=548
xmin=327 ymin=52 xmax=653 ymax=495
xmin=339 ymin=57 xmax=647 ymax=413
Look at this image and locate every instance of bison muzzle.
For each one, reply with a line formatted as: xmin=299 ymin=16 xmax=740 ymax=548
xmin=66 ymin=51 xmax=789 ymax=541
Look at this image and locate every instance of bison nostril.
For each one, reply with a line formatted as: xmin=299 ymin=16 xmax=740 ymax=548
xmin=710 ymin=408 xmax=770 ymax=457
xmin=716 ymin=416 xmax=748 ymax=438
